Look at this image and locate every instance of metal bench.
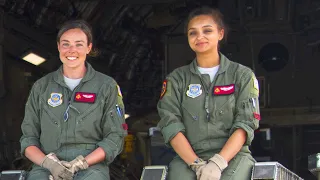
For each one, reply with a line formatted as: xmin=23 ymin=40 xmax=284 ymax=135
xmin=252 ymin=162 xmax=303 ymax=180
xmin=308 ymin=153 xmax=320 ymax=180
xmin=140 ymin=161 xmax=304 ymax=180
xmin=0 ymin=170 xmax=27 ymax=180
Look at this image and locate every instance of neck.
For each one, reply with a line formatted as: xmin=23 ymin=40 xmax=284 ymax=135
xmin=196 ymin=50 xmax=220 ymax=68
xmin=63 ymin=64 xmax=86 ymax=79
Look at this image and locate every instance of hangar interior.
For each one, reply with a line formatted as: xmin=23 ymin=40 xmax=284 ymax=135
xmin=1 ymin=0 xmax=320 ymax=179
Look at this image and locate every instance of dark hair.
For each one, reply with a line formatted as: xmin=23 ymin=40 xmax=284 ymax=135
xmin=57 ymin=20 xmax=93 ymax=45
xmin=57 ymin=19 xmax=98 ymax=56
xmin=184 ymin=6 xmax=228 ymax=42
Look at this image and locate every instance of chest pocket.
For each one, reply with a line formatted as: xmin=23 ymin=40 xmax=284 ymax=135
xmin=213 ymin=94 xmax=235 ymax=130
xmin=75 ymin=99 xmax=105 ymax=137
xmin=181 ymin=93 xmax=205 ymax=143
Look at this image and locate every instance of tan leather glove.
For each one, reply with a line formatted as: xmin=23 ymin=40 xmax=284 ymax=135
xmin=41 ymin=153 xmax=73 ymax=180
xmin=189 ymin=158 xmax=207 ymax=180
xmin=61 ymin=155 xmax=89 ymax=174
xmin=199 ymin=154 xmax=228 ymax=180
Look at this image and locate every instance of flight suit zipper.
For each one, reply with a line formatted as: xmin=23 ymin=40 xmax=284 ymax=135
xmin=199 ymin=73 xmax=220 ymax=122
xmin=198 ymin=76 xmax=210 ymax=121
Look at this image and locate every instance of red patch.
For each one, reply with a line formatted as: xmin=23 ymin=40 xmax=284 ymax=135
xmin=213 ymin=84 xmax=235 ymax=95
xmin=254 ymin=113 xmax=261 ymax=120
xmin=160 ymin=80 xmax=167 ymax=99
xmin=74 ymin=92 xmax=96 ymax=103
xmin=122 ymin=123 xmax=128 ymax=130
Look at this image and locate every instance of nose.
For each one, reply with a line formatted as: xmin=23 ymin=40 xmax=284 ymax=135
xmin=196 ymin=32 xmax=205 ymax=40
xmin=68 ymin=45 xmax=76 ymax=52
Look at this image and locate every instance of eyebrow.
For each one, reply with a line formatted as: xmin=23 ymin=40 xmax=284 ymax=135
xmin=60 ymin=40 xmax=85 ymax=43
xmin=188 ymin=25 xmax=213 ymax=31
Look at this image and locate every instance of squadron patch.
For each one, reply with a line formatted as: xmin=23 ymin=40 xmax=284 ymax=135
xmin=251 ymin=75 xmax=259 ymax=96
xmin=253 ymin=77 xmax=259 ymax=91
xmin=48 ymin=93 xmax=63 ymax=107
xmin=213 ymin=84 xmax=235 ymax=95
xmin=186 ymin=84 xmax=202 ymax=98
xmin=117 ymin=85 xmax=123 ymax=97
xmin=160 ymin=80 xmax=167 ymax=99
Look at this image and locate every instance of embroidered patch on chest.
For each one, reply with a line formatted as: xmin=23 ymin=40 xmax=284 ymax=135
xmin=74 ymin=92 xmax=96 ymax=103
xmin=48 ymin=93 xmax=63 ymax=107
xmin=213 ymin=84 xmax=235 ymax=95
xmin=186 ymin=84 xmax=202 ymax=98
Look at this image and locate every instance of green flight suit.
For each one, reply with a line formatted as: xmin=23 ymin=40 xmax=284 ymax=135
xmin=157 ymin=53 xmax=260 ymax=180
xmin=20 ymin=63 xmax=127 ymax=180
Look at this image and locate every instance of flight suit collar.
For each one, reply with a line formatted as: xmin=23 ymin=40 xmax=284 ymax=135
xmin=189 ymin=52 xmax=230 ymax=75
xmin=53 ymin=62 xmax=96 ymax=86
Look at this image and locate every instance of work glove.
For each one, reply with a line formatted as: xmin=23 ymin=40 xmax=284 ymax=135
xmin=61 ymin=155 xmax=89 ymax=174
xmin=40 ymin=153 xmax=73 ymax=180
xmin=189 ymin=158 xmax=207 ymax=180
xmin=199 ymin=154 xmax=228 ymax=180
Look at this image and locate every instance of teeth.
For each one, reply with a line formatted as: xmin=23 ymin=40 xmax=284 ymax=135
xmin=67 ymin=57 xmax=77 ymax=60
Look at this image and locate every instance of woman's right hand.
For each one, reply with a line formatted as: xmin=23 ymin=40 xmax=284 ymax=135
xmin=40 ymin=153 xmax=73 ymax=180
xmin=189 ymin=158 xmax=207 ymax=180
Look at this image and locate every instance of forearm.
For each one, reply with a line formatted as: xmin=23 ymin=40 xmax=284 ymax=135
xmin=85 ymin=147 xmax=106 ymax=166
xmin=219 ymin=129 xmax=246 ymax=162
xmin=25 ymin=146 xmax=46 ymax=166
xmin=170 ymin=132 xmax=198 ymax=165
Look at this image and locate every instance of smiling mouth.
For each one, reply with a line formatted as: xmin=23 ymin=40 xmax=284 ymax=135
xmin=196 ymin=42 xmax=208 ymax=46
xmin=66 ymin=57 xmax=77 ymax=60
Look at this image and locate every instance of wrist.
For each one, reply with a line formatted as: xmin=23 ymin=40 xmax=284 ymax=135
xmin=210 ymin=154 xmax=228 ymax=171
xmin=189 ymin=157 xmax=206 ymax=172
xmin=78 ymin=155 xmax=89 ymax=168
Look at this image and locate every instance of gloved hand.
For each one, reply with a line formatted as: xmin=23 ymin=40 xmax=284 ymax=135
xmin=61 ymin=155 xmax=89 ymax=174
xmin=199 ymin=154 xmax=228 ymax=180
xmin=41 ymin=153 xmax=73 ymax=180
xmin=189 ymin=158 xmax=207 ymax=180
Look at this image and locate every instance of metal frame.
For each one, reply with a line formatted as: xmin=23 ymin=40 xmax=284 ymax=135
xmin=140 ymin=165 xmax=168 ymax=180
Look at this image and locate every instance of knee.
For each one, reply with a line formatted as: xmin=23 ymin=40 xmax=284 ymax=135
xmin=27 ymin=168 xmax=50 ymax=180
xmin=167 ymin=158 xmax=195 ymax=180
xmin=74 ymin=166 xmax=109 ymax=180
xmin=221 ymin=154 xmax=254 ymax=180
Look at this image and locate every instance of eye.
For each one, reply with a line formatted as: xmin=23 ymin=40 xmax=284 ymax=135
xmin=203 ymin=29 xmax=212 ymax=33
xmin=189 ymin=31 xmax=197 ymax=36
xmin=62 ymin=43 xmax=69 ymax=47
xmin=76 ymin=44 xmax=83 ymax=47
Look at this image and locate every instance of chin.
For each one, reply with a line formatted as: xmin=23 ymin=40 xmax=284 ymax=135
xmin=63 ymin=62 xmax=80 ymax=68
xmin=195 ymin=49 xmax=210 ymax=54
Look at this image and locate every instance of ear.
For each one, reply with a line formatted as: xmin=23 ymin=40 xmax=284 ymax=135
xmin=218 ymin=29 xmax=225 ymax=41
xmin=87 ymin=43 xmax=93 ymax=54
xmin=57 ymin=42 xmax=61 ymax=52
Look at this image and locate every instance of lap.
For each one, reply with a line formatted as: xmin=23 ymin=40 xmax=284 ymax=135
xmin=74 ymin=164 xmax=109 ymax=180
xmin=167 ymin=157 xmax=196 ymax=180
xmin=27 ymin=166 xmax=50 ymax=180
xmin=221 ymin=154 xmax=255 ymax=180
xmin=167 ymin=153 xmax=254 ymax=180
xmin=27 ymin=163 xmax=109 ymax=180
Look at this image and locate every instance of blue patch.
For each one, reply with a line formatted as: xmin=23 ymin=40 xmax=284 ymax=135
xmin=48 ymin=93 xmax=63 ymax=107
xmin=186 ymin=84 xmax=202 ymax=98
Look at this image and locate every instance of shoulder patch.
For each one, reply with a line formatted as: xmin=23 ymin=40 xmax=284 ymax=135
xmin=251 ymin=75 xmax=259 ymax=96
xmin=117 ymin=85 xmax=122 ymax=97
xmin=160 ymin=80 xmax=167 ymax=99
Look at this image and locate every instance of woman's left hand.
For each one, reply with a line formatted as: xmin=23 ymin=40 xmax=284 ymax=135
xmin=199 ymin=154 xmax=228 ymax=180
xmin=61 ymin=155 xmax=89 ymax=174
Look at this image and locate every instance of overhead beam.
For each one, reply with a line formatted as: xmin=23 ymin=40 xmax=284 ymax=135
xmin=0 ymin=7 xmax=5 ymax=97
xmin=4 ymin=15 xmax=60 ymax=72
xmin=112 ymin=0 xmax=183 ymax=4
